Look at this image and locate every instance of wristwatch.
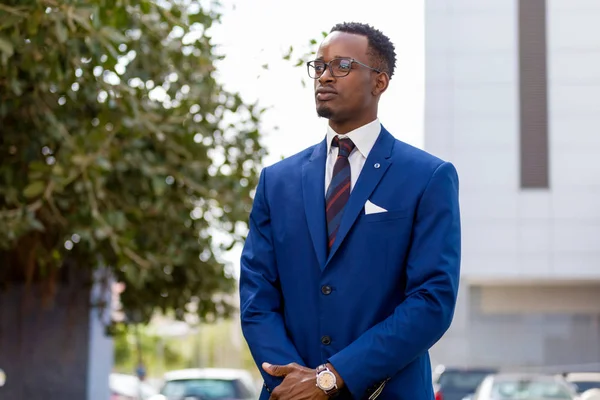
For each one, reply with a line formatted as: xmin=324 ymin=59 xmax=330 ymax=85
xmin=316 ymin=364 xmax=339 ymax=397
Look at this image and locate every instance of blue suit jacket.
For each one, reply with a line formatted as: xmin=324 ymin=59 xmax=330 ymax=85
xmin=239 ymin=126 xmax=461 ymax=400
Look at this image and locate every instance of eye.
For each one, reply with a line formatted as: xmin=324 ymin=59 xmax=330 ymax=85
xmin=311 ymin=62 xmax=325 ymax=72
xmin=337 ymin=59 xmax=352 ymax=71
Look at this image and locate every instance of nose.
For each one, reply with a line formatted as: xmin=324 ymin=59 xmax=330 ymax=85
xmin=318 ymin=65 xmax=335 ymax=85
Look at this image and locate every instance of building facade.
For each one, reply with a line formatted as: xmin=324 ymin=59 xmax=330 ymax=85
xmin=425 ymin=0 xmax=600 ymax=370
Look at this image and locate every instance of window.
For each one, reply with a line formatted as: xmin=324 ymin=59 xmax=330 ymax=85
xmin=519 ymin=0 xmax=549 ymax=189
xmin=161 ymin=378 xmax=253 ymax=399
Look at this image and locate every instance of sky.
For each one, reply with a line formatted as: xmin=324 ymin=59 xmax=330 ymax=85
xmin=207 ymin=0 xmax=425 ymax=270
xmin=211 ymin=0 xmax=425 ymax=166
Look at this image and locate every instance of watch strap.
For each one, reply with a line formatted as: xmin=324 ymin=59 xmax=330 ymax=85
xmin=316 ymin=364 xmax=328 ymax=374
xmin=316 ymin=364 xmax=339 ymax=397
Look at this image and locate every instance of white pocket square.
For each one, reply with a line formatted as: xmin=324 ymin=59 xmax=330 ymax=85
xmin=365 ymin=199 xmax=388 ymax=215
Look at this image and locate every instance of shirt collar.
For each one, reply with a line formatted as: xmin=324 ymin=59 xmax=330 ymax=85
xmin=326 ymin=118 xmax=381 ymax=159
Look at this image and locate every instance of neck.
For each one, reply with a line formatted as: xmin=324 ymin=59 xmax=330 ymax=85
xmin=328 ymin=108 xmax=378 ymax=134
xmin=329 ymin=116 xmax=378 ymax=135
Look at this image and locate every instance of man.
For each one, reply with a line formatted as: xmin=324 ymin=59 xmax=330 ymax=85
xmin=239 ymin=22 xmax=461 ymax=400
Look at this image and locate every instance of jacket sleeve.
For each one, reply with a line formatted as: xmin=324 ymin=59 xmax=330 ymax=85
xmin=239 ymin=167 xmax=306 ymax=392
xmin=328 ymin=161 xmax=461 ymax=399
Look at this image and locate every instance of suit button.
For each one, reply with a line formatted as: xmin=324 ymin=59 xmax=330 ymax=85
xmin=321 ymin=335 xmax=331 ymax=345
xmin=321 ymin=285 xmax=332 ymax=295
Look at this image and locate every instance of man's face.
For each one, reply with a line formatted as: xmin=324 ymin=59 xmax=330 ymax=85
xmin=313 ymin=32 xmax=378 ymax=125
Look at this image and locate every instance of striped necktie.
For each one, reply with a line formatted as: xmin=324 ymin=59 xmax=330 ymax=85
xmin=325 ymin=136 xmax=356 ymax=252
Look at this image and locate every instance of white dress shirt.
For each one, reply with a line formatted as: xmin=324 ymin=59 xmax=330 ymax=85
xmin=325 ymin=118 xmax=382 ymax=195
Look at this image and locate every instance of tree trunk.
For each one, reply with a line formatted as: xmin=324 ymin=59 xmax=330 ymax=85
xmin=0 ymin=269 xmax=112 ymax=399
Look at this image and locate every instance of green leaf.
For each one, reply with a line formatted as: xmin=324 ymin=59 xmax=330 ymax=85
xmin=99 ymin=39 xmax=120 ymax=62
xmin=95 ymin=156 xmax=112 ymax=171
xmin=23 ymin=181 xmax=45 ymax=199
xmin=106 ymin=211 xmax=127 ymax=231
xmin=29 ymin=218 xmax=46 ymax=232
xmin=0 ymin=14 xmax=24 ymax=31
xmin=282 ymin=45 xmax=293 ymax=61
xmin=10 ymin=79 xmax=22 ymax=96
xmin=27 ymin=10 xmax=41 ymax=35
xmin=0 ymin=36 xmax=14 ymax=57
xmin=72 ymin=154 xmax=91 ymax=166
xmin=99 ymin=26 xmax=128 ymax=43
xmin=152 ymin=176 xmax=166 ymax=196
xmin=71 ymin=8 xmax=93 ymax=31
xmin=140 ymin=0 xmax=152 ymax=14
xmin=29 ymin=161 xmax=49 ymax=172
xmin=55 ymin=20 xmax=68 ymax=43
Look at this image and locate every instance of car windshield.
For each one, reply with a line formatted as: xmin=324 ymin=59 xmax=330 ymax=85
xmin=161 ymin=378 xmax=252 ymax=399
xmin=491 ymin=380 xmax=573 ymax=399
xmin=438 ymin=370 xmax=493 ymax=391
xmin=571 ymin=381 xmax=600 ymax=392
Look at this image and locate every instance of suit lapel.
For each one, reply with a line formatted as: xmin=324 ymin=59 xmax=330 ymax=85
xmin=302 ymin=138 xmax=328 ymax=269
xmin=326 ymin=127 xmax=395 ymax=266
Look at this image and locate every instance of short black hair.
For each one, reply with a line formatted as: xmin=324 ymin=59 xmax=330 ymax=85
xmin=330 ymin=22 xmax=396 ymax=79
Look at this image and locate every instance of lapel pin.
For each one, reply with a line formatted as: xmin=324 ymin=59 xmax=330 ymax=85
xmin=374 ymin=163 xmax=380 ymax=169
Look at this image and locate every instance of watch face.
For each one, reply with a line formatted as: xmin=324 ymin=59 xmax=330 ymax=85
xmin=318 ymin=371 xmax=336 ymax=390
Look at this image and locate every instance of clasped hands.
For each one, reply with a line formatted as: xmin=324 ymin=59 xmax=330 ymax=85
xmin=262 ymin=362 xmax=339 ymax=400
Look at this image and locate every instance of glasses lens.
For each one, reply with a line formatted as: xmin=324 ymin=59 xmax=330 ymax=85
xmin=330 ymin=59 xmax=352 ymax=77
xmin=308 ymin=61 xmax=325 ymax=79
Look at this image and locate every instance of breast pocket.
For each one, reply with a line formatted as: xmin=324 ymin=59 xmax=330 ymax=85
xmin=363 ymin=208 xmax=410 ymax=223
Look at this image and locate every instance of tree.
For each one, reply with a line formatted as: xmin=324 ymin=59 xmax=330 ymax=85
xmin=113 ymin=323 xmax=186 ymax=376
xmin=0 ymin=0 xmax=266 ymax=325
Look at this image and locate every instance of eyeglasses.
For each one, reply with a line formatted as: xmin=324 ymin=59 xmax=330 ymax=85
xmin=306 ymin=57 xmax=382 ymax=79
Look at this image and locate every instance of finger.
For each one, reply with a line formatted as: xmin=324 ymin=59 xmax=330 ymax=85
xmin=262 ymin=362 xmax=277 ymax=375
xmin=262 ymin=362 xmax=289 ymax=377
xmin=269 ymin=386 xmax=282 ymax=400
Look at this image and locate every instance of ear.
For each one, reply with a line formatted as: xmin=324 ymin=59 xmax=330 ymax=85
xmin=372 ymin=72 xmax=390 ymax=96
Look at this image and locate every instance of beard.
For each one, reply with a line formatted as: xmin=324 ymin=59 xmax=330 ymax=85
xmin=316 ymin=105 xmax=334 ymax=119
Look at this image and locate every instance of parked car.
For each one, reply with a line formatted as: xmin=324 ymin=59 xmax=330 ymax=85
xmin=580 ymin=388 xmax=600 ymax=400
xmin=110 ymin=373 xmax=158 ymax=400
xmin=433 ymin=366 xmax=497 ymax=400
xmin=148 ymin=368 xmax=257 ymax=400
xmin=562 ymin=372 xmax=600 ymax=394
xmin=470 ymin=373 xmax=578 ymax=400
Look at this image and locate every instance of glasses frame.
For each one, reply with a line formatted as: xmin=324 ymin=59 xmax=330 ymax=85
xmin=306 ymin=57 xmax=382 ymax=79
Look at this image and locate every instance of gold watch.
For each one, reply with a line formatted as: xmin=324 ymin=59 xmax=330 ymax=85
xmin=316 ymin=364 xmax=339 ymax=397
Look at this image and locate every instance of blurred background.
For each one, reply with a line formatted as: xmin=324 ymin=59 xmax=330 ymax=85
xmin=0 ymin=0 xmax=599 ymax=400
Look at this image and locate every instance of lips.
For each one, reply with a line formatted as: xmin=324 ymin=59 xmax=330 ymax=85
xmin=316 ymin=87 xmax=337 ymax=101
xmin=317 ymin=92 xmax=337 ymax=101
